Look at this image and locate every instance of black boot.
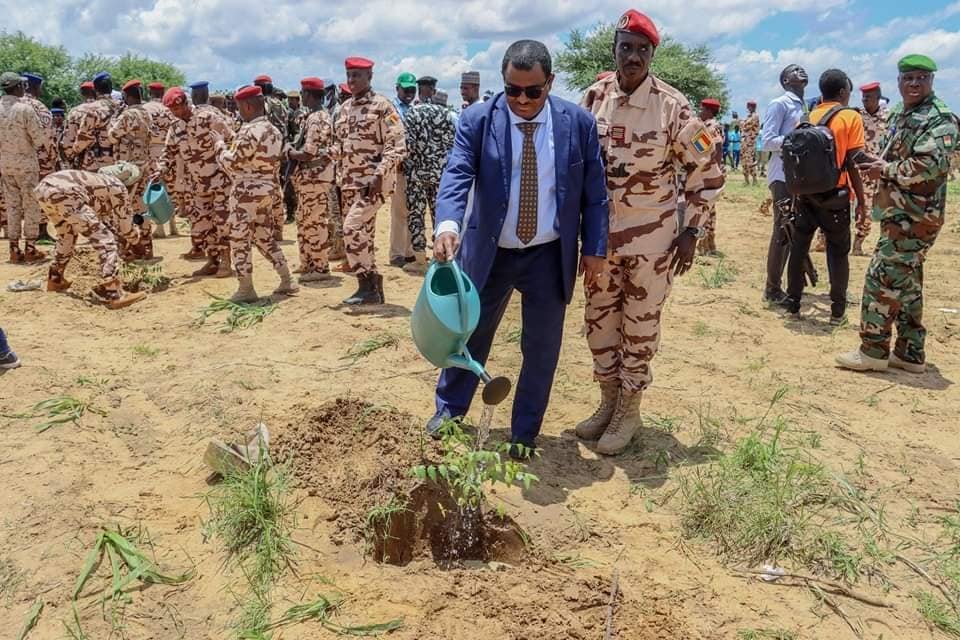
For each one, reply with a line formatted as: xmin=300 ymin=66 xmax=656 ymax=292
xmin=371 ymin=272 xmax=385 ymax=304
xmin=343 ymin=273 xmax=379 ymax=305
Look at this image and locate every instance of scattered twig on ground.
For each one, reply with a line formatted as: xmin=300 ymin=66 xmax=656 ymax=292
xmin=603 ymin=567 xmax=620 ymax=640
xmin=896 ymin=554 xmax=960 ymax=616
xmin=809 ymin=583 xmax=864 ymax=639
xmin=733 ymin=569 xmax=892 ymax=608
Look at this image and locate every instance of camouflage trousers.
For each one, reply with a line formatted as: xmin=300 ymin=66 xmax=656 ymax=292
xmin=293 ymin=172 xmax=331 ymax=273
xmin=855 ymin=180 xmax=877 ymax=241
xmin=342 ymin=189 xmax=381 ymax=276
xmin=2 ymin=170 xmax=41 ymax=241
xmin=859 ymin=215 xmax=943 ymax=364
xmin=125 ymin=167 xmax=152 ymax=238
xmin=272 ymin=175 xmax=285 ymax=231
xmin=584 ymin=252 xmax=674 ymax=393
xmin=405 ymin=176 xmax=438 ymax=253
xmin=227 ymin=179 xmax=289 ymax=278
xmin=328 ymin=185 xmax=344 ymax=258
xmin=189 ymin=172 xmax=230 ymax=256
xmin=35 ymin=187 xmax=121 ymax=293
xmin=743 ymin=145 xmax=757 ymax=180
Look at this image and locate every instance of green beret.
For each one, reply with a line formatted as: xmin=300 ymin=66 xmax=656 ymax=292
xmin=898 ymin=54 xmax=937 ymax=73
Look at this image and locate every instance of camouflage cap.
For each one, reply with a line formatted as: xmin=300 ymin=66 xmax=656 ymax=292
xmin=0 ymin=71 xmax=24 ymax=89
xmin=898 ymin=54 xmax=937 ymax=73
xmin=98 ymin=162 xmax=142 ymax=187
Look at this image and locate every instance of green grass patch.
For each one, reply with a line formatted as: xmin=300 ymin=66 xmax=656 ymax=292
xmin=195 ymin=295 xmax=278 ymax=333
xmin=737 ymin=630 xmax=796 ymax=640
xmin=120 ymin=263 xmax=170 ymax=292
xmin=341 ymin=333 xmax=399 ymax=363
xmin=132 ymin=343 xmax=160 ymax=358
xmin=12 ymin=395 xmax=107 ymax=433
xmin=698 ymin=257 xmax=738 ymax=289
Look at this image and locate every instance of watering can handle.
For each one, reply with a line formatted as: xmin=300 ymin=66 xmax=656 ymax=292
xmin=447 ymin=260 xmax=471 ymax=338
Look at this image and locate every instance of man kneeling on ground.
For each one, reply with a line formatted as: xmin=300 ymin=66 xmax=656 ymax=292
xmin=35 ymin=161 xmax=147 ymax=309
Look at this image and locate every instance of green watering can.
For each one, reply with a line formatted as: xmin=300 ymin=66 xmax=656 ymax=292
xmin=411 ymin=260 xmax=512 ymax=405
xmin=140 ymin=181 xmax=174 ymax=225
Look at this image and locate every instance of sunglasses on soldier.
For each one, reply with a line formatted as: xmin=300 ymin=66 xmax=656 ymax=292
xmin=504 ymin=83 xmax=547 ymax=99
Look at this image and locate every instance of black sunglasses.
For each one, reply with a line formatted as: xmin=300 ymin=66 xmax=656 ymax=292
xmin=504 ymin=83 xmax=547 ymax=99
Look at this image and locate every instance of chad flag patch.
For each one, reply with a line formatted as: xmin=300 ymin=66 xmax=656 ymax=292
xmin=692 ymin=128 xmax=714 ymax=154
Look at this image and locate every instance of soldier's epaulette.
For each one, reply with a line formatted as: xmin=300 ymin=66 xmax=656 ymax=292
xmin=932 ymin=96 xmax=954 ymax=118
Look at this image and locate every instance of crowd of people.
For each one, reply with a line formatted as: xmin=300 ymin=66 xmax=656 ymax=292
xmin=0 ymin=10 xmax=955 ymax=458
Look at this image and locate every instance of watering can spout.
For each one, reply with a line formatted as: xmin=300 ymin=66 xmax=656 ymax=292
xmin=411 ymin=260 xmax=513 ymax=405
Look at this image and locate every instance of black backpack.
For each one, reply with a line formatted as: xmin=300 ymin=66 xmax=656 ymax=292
xmin=782 ymin=106 xmax=853 ymax=195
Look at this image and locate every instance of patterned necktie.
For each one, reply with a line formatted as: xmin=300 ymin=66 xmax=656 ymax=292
xmin=516 ymin=121 xmax=539 ymax=244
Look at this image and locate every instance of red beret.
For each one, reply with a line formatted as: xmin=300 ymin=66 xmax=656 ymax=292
xmin=235 ymin=85 xmax=263 ymax=101
xmin=616 ymin=9 xmax=660 ymax=47
xmin=345 ymin=57 xmax=374 ymax=70
xmin=162 ymin=87 xmax=186 ymax=108
xmin=596 ymin=71 xmax=615 ymax=81
xmin=701 ymin=98 xmax=721 ymax=111
xmin=122 ymin=79 xmax=142 ymax=92
xmin=80 ymin=81 xmax=95 ymax=90
xmin=254 ymin=74 xmax=272 ymax=84
xmin=339 ymin=83 xmax=352 ymax=95
xmin=301 ymin=77 xmax=325 ymax=91
xmin=147 ymin=82 xmax=165 ymax=91
xmin=860 ymin=81 xmax=880 ymax=92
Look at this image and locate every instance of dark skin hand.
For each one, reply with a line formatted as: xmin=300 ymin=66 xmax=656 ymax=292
xmin=669 ymin=231 xmax=697 ymax=277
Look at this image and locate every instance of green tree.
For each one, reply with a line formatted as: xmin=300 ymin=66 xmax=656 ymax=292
xmin=73 ymin=52 xmax=185 ymax=93
xmin=0 ymin=31 xmax=79 ymax=106
xmin=556 ymin=24 xmax=729 ymax=112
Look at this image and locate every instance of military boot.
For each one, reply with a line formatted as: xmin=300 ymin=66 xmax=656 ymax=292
xmin=574 ymin=381 xmax=621 ymax=441
xmin=22 ymin=242 xmax=48 ymax=264
xmin=46 ymin=263 xmax=72 ymax=292
xmin=343 ymin=273 xmax=378 ymax=305
xmin=273 ymin=265 xmax=300 ymax=296
xmin=230 ymin=275 xmax=259 ymax=304
xmin=215 ymin=247 xmax=233 ymax=278
xmin=835 ymin=349 xmax=888 ymax=372
xmin=8 ymin=241 xmax=23 ymax=264
xmin=596 ymin=389 xmax=643 ymax=456
xmin=852 ymin=236 xmax=865 ymax=256
xmin=371 ymin=272 xmax=385 ymax=304
xmin=181 ymin=240 xmax=206 ymax=261
xmin=402 ymin=252 xmax=429 ymax=275
xmin=192 ymin=254 xmax=220 ymax=277
xmin=93 ymin=279 xmax=147 ymax=310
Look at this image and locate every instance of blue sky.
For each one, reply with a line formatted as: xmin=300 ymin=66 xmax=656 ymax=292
xmin=7 ymin=0 xmax=959 ymax=113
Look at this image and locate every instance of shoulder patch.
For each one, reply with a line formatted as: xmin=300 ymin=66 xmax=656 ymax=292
xmin=941 ymin=133 xmax=955 ymax=152
xmin=691 ymin=127 xmax=714 ymax=155
xmin=386 ymin=112 xmax=401 ymax=126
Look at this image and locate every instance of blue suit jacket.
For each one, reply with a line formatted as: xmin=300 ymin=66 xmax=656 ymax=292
xmin=436 ymin=93 xmax=609 ymax=303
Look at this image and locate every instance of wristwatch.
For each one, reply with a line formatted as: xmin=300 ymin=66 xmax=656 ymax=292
xmin=684 ymin=226 xmax=706 ymax=239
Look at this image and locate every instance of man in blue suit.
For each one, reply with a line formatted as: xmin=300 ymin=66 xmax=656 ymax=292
xmin=427 ymin=39 xmax=609 ymax=459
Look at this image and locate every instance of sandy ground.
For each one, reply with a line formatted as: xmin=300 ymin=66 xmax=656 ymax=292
xmin=1 ymin=179 xmax=958 ymax=639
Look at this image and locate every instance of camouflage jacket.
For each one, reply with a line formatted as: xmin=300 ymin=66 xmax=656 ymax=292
xmin=703 ymin=116 xmax=726 ymax=170
xmin=860 ymin=107 xmax=888 ymax=157
xmin=23 ymin=95 xmax=58 ymax=175
xmin=217 ymin=116 xmax=282 ymax=183
xmin=61 ymin=102 xmax=95 ymax=167
xmin=288 ymin=107 xmax=308 ymax=141
xmin=295 ymin=109 xmax=335 ymax=183
xmin=159 ymin=106 xmax=235 ymax=185
xmin=403 ymin=102 xmax=456 ymax=184
xmin=143 ymin=100 xmax=176 ymax=149
xmin=334 ymin=90 xmax=407 ymax=194
xmin=106 ymin=104 xmax=153 ymax=167
xmin=0 ymin=95 xmax=43 ymax=174
xmin=72 ymin=97 xmax=117 ymax=168
xmin=35 ymin=169 xmax=128 ymax=220
xmin=875 ymin=95 xmax=957 ymax=223
xmin=264 ymin=97 xmax=288 ymax=137
xmin=741 ymin=112 xmax=760 ymax=145
xmin=581 ymin=73 xmax=723 ymax=255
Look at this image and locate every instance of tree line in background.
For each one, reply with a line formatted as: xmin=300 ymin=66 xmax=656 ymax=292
xmin=0 ymin=31 xmax=185 ymax=107
xmin=556 ymin=23 xmax=729 ymax=111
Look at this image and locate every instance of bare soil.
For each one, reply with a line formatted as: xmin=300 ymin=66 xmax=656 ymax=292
xmin=1 ymin=181 xmax=958 ymax=639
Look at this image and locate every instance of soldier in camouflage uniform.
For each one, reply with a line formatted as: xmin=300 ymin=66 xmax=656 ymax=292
xmin=107 ymin=79 xmax=154 ymax=258
xmin=36 ymin=162 xmax=146 ymax=309
xmin=697 ymin=98 xmax=725 ymax=256
xmin=142 ymin=82 xmax=179 ymax=237
xmin=855 ymin=81 xmax=888 ymax=255
xmin=71 ymin=73 xmax=117 ymax=172
xmin=578 ymin=11 xmax=723 ymax=455
xmin=21 ymin=73 xmax=58 ymax=243
xmin=287 ymin=78 xmax=335 ymax=282
xmin=0 ymin=72 xmax=46 ymax=264
xmin=253 ymin=75 xmax=290 ymax=237
xmin=741 ymin=100 xmax=760 ymax=185
xmin=402 ymin=95 xmax=456 ymax=273
xmin=336 ymin=57 xmax=407 ymax=305
xmin=62 ymin=82 xmax=97 ymax=170
xmin=156 ymin=87 xmax=235 ymax=276
xmin=837 ymin=54 xmax=958 ymax=375
xmin=216 ymin=84 xmax=298 ymax=302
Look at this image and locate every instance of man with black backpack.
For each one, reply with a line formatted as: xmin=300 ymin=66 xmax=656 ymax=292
xmin=779 ymin=69 xmax=867 ymax=324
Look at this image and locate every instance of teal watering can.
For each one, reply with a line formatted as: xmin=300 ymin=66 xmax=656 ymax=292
xmin=140 ymin=181 xmax=174 ymax=225
xmin=411 ymin=260 xmax=512 ymax=405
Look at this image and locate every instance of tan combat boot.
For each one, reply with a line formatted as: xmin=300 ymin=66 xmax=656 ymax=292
xmin=596 ymin=389 xmax=643 ymax=456
xmin=273 ymin=265 xmax=299 ymax=296
xmin=22 ymin=242 xmax=48 ymax=264
xmin=215 ymin=247 xmax=233 ymax=278
xmin=835 ymin=349 xmax=888 ymax=372
xmin=192 ymin=254 xmax=220 ymax=277
xmin=230 ymin=274 xmax=259 ymax=303
xmin=575 ymin=381 xmax=621 ymax=441
xmin=889 ymin=353 xmax=926 ymax=374
xmin=8 ymin=241 xmax=23 ymax=264
xmin=46 ymin=263 xmax=72 ymax=292
xmin=402 ymin=252 xmax=429 ymax=275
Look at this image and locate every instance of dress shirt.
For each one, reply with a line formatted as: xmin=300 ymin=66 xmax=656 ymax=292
xmin=392 ymin=97 xmax=412 ymax=120
xmin=436 ymin=103 xmax=559 ymax=249
xmin=761 ymin=91 xmax=806 ymax=184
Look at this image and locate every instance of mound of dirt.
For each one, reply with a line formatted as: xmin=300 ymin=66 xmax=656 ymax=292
xmin=274 ymin=398 xmax=527 ymax=566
